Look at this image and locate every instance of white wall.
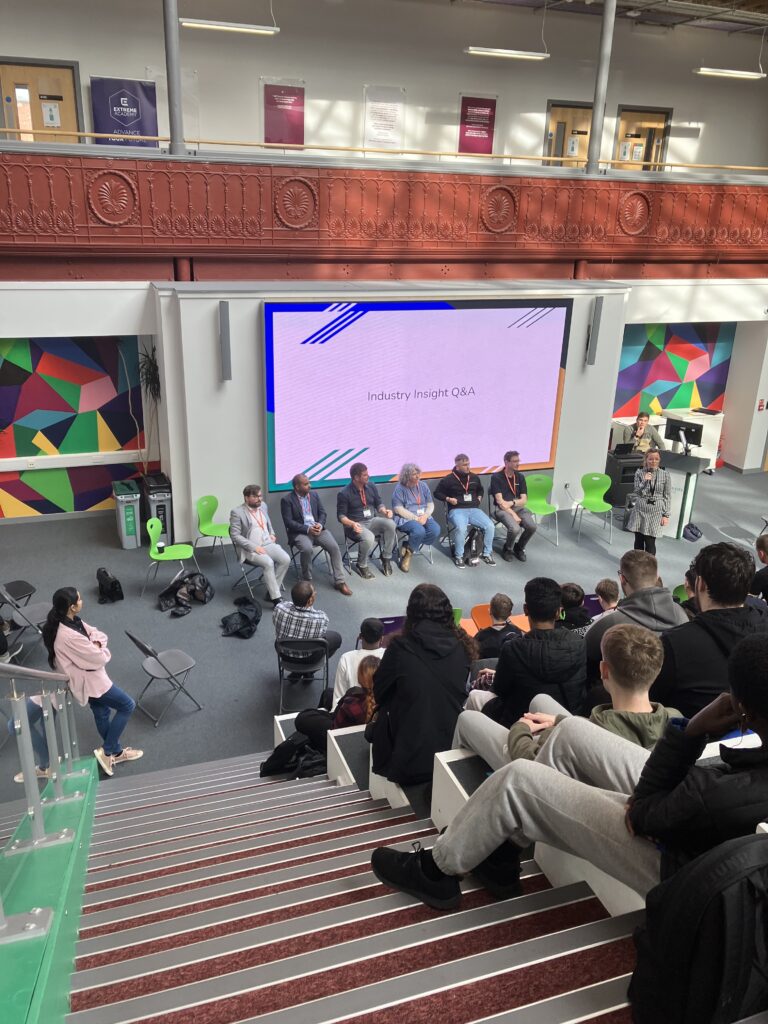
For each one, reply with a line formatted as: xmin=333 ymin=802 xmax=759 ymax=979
xmin=722 ymin=322 xmax=768 ymax=471
xmin=3 ymin=0 xmax=768 ymax=168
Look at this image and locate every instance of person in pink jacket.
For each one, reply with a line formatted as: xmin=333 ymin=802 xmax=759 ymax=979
xmin=42 ymin=587 xmax=142 ymax=777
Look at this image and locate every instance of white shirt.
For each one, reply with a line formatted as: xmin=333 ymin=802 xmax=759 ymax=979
xmin=332 ymin=647 xmax=385 ymax=706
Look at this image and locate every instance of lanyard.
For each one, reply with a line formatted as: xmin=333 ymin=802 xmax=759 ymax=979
xmin=252 ymin=509 xmax=267 ymax=532
xmin=407 ymin=485 xmax=423 ymax=505
xmin=358 ymin=486 xmax=368 ymax=508
xmin=452 ymin=471 xmax=470 ymax=494
xmin=504 ymin=471 xmax=518 ymax=498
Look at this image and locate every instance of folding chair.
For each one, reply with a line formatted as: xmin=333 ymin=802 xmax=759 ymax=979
xmin=274 ymin=638 xmax=329 ymax=714
xmin=395 ymin=528 xmax=434 ymax=566
xmin=125 ymin=631 xmax=201 ymax=727
xmin=761 ymin=516 xmax=768 ymax=537
xmin=342 ymin=534 xmax=386 ymax=575
xmin=0 ymin=585 xmax=49 ymax=663
xmin=2 ymin=580 xmax=36 ymax=607
xmin=289 ymin=541 xmax=333 ymax=582
xmin=232 ymin=562 xmax=285 ymax=601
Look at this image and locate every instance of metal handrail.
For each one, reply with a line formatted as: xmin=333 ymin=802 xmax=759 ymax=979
xmin=0 ymin=663 xmax=68 ymax=684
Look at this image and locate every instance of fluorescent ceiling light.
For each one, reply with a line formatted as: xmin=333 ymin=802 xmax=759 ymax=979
xmin=464 ymin=46 xmax=550 ymax=61
xmin=693 ymin=66 xmax=766 ymax=79
xmin=179 ymin=18 xmax=280 ymax=35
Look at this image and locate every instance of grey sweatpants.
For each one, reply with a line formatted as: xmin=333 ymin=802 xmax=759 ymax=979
xmin=454 ymin=694 xmax=579 ymax=770
xmin=433 ymin=715 xmax=659 ymax=897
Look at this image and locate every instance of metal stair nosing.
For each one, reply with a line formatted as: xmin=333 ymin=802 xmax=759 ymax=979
xmin=66 ymin=905 xmax=644 ymax=1024
xmin=81 ymin=817 xmax=436 ymax=912
xmin=94 ymin=758 xmax=276 ymax=805
xmin=91 ymin=778 xmax=343 ymax=837
xmin=72 ymin=878 xmax=590 ymax=996
xmin=87 ymin=793 xmax=387 ymax=863
xmin=94 ymin=751 xmax=274 ymax=795
xmin=85 ymin=805 xmax=416 ymax=887
xmin=470 ymin=974 xmax=632 ymax=1023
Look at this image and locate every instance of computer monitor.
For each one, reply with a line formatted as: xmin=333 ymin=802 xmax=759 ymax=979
xmin=664 ymin=417 xmax=703 ymax=451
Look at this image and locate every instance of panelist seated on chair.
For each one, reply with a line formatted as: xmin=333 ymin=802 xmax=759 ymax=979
xmin=391 ymin=462 xmax=440 ymax=573
xmin=336 ymin=462 xmax=396 ymax=580
xmin=230 ymin=484 xmax=290 ymax=608
xmin=273 ymin=581 xmax=342 ymax=669
xmin=434 ymin=454 xmax=496 ymax=569
xmin=280 ymin=474 xmax=351 ymax=597
xmin=490 ymin=450 xmax=537 ymax=563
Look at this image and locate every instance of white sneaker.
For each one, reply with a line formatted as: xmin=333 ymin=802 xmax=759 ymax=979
xmin=0 ymin=643 xmax=22 ymax=663
xmin=13 ymin=766 xmax=50 ymax=783
xmin=94 ymin=747 xmax=114 ymax=777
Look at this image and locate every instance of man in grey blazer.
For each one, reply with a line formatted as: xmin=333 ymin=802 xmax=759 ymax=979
xmin=229 ymin=484 xmax=291 ymax=606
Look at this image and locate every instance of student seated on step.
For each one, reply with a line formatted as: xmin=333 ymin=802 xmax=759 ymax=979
xmin=464 ymin=578 xmax=586 ymax=727
xmin=331 ymin=617 xmax=385 ymax=707
xmin=558 ymin=582 xmax=593 ymax=638
xmin=371 ymin=633 xmax=768 ymax=911
xmin=293 ymin=655 xmax=379 ymax=752
xmin=455 ymin=624 xmax=680 ymax=772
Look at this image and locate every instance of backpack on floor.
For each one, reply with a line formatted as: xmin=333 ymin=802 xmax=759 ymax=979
xmin=629 ymin=834 xmax=768 ymax=1024
xmin=221 ymin=597 xmax=262 ymax=638
xmin=97 ymin=567 xmax=124 ymax=604
xmin=260 ymin=733 xmax=309 ymax=777
xmin=453 ymin=525 xmax=482 ymax=563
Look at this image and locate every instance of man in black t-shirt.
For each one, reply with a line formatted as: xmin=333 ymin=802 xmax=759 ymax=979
xmin=434 ymin=454 xmax=496 ymax=569
xmin=489 ymin=451 xmax=537 ymax=562
xmin=336 ymin=463 xmax=396 ymax=580
xmin=751 ymin=535 xmax=768 ymax=603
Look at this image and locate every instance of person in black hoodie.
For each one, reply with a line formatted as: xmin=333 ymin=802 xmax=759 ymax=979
xmin=559 ymin=582 xmax=593 ymax=637
xmin=465 ymin=578 xmax=586 ymax=726
xmin=371 ymin=583 xmax=477 ymax=785
xmin=652 ymin=542 xmax=768 ymax=718
xmin=372 ymin=632 xmax=768 ymax=912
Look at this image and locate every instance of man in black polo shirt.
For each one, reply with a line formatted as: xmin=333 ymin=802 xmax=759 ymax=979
xmin=434 ymin=454 xmax=496 ymax=569
xmin=490 ymin=450 xmax=537 ymax=562
xmin=336 ymin=462 xmax=396 ymax=580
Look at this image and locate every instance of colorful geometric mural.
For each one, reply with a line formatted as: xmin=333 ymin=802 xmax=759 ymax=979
xmin=0 ymin=336 xmax=145 ymax=518
xmin=614 ymin=323 xmax=734 ymax=418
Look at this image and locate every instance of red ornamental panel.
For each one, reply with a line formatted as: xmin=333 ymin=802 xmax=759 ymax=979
xmin=2 ymin=152 xmax=768 ymax=264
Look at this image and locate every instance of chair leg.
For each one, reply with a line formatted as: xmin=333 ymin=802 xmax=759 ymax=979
xmin=554 ymin=511 xmax=559 ymax=547
xmin=192 ymin=553 xmax=202 ymax=574
xmin=608 ymin=510 xmax=613 ymax=545
xmin=218 ymin=537 xmax=230 ymax=575
xmin=577 ymin=507 xmax=583 ymax=543
xmin=141 ymin=561 xmax=160 ymax=598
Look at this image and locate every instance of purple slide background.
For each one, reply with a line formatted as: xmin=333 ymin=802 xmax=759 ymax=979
xmin=271 ymin=305 xmax=566 ymax=484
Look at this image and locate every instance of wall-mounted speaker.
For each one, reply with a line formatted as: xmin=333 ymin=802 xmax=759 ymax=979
xmin=218 ymin=300 xmax=232 ymax=381
xmin=585 ymin=295 xmax=603 ymax=366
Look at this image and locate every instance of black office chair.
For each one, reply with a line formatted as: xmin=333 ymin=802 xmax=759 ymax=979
xmin=125 ymin=631 xmax=201 ymax=727
xmin=274 ymin=638 xmax=329 ymax=714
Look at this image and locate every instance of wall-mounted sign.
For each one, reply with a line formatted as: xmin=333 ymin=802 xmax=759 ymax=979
xmin=566 ymin=136 xmax=580 ymax=157
xmin=458 ymin=94 xmax=497 ymax=155
xmin=363 ymin=84 xmax=406 ymax=150
xmin=41 ymin=101 xmax=61 ymax=127
xmin=625 ymin=132 xmax=642 ymax=139
xmin=571 ymin=129 xmax=589 ymax=136
xmin=632 ymin=142 xmax=645 ymax=161
xmin=619 ymin=141 xmax=631 ymax=161
xmin=263 ymin=81 xmax=305 ymax=145
xmin=90 ymin=77 xmax=158 ymax=147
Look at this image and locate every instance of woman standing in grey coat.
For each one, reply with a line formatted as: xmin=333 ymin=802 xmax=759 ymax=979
xmin=627 ymin=449 xmax=670 ymax=556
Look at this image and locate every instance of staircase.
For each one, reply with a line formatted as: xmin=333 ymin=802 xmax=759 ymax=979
xmin=61 ymin=751 xmax=640 ymax=1024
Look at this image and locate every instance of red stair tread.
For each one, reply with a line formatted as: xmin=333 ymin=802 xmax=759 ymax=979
xmin=85 ymin=815 xmax=417 ymax=893
xmin=76 ymin=898 xmax=610 ymax=1020
xmin=81 ymin=827 xmax=436 ymax=913
xmin=87 ymin=806 xmax=385 ymax=873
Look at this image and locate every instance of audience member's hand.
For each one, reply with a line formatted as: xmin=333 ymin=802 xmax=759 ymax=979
xmin=685 ymin=692 xmax=740 ymax=739
xmin=522 ymin=712 xmax=557 ymax=733
xmin=474 ymin=668 xmax=496 ymax=690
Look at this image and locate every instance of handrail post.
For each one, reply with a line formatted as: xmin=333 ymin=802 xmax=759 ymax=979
xmin=40 ymin=690 xmax=83 ymax=805
xmin=65 ymin=689 xmax=81 ymax=763
xmin=56 ymin=687 xmax=87 ymax=780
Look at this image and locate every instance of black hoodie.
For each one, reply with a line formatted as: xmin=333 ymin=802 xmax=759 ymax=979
xmin=372 ymin=620 xmax=469 ymax=785
xmin=651 ymin=604 xmax=768 ymax=718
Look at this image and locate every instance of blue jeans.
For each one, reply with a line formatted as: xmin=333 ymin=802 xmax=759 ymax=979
xmin=7 ymin=698 xmax=50 ymax=769
xmin=448 ymin=507 xmax=495 ymax=557
xmin=398 ymin=518 xmax=441 ymax=553
xmin=88 ymin=684 xmax=135 ymax=757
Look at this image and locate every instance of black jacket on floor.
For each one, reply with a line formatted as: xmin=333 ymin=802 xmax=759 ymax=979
xmin=651 ymin=605 xmax=768 ymax=718
xmin=482 ymin=627 xmax=587 ymax=727
xmin=372 ymin=620 xmax=469 ymax=785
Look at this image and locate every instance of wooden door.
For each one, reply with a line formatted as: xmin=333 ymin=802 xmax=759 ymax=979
xmin=615 ymin=109 xmax=669 ymax=171
xmin=0 ymin=63 xmax=79 ymax=143
xmin=546 ymin=104 xmax=592 ymax=167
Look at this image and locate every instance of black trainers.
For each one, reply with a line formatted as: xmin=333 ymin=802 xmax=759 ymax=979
xmin=513 ymin=547 xmax=527 ymax=562
xmin=354 ymin=564 xmax=375 ymax=580
xmin=501 ymin=547 xmax=515 ymax=562
xmin=471 ymin=841 xmax=522 ymax=899
xmin=381 ymin=558 xmax=393 ymax=577
xmin=371 ymin=842 xmax=462 ymax=911
xmin=453 ymin=556 xmax=466 ymax=569
xmin=481 ymin=554 xmax=497 ymax=566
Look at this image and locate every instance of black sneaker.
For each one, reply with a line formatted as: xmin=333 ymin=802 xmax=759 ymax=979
xmin=354 ymin=564 xmax=375 ymax=580
xmin=513 ymin=547 xmax=527 ymax=562
xmin=501 ymin=548 xmax=515 ymax=562
xmin=453 ymin=556 xmax=466 ymax=569
xmin=481 ymin=554 xmax=496 ymax=566
xmin=381 ymin=558 xmax=393 ymax=577
xmin=371 ymin=843 xmax=462 ymax=911
xmin=472 ymin=842 xmax=522 ymax=899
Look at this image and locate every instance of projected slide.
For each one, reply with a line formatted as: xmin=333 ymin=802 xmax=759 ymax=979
xmin=265 ymin=299 xmax=571 ymax=491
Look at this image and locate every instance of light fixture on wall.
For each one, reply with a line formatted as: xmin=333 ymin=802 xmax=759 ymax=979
xmin=180 ymin=19 xmax=280 ymax=35
xmin=465 ymin=0 xmax=550 ymax=61
xmin=693 ymin=25 xmax=766 ymax=80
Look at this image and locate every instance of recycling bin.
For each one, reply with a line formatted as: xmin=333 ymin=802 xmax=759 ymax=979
xmin=141 ymin=473 xmax=173 ymax=545
xmin=113 ymin=480 xmax=141 ymax=549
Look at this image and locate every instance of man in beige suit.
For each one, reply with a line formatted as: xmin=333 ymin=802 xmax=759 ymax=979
xmin=229 ymin=484 xmax=290 ymax=606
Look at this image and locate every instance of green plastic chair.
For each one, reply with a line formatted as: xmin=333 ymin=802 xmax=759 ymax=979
xmin=141 ymin=517 xmax=201 ymax=597
xmin=453 ymin=607 xmax=463 ymax=626
xmin=525 ymin=473 xmax=559 ymax=547
xmin=572 ymin=472 xmax=613 ymax=545
xmin=195 ymin=495 xmax=230 ymax=575
xmin=673 ymin=584 xmax=688 ymax=603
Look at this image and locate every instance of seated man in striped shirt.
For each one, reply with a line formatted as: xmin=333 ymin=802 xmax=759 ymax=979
xmin=273 ymin=581 xmax=342 ymax=676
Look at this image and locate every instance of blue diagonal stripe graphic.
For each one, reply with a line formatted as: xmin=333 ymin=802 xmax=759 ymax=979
xmin=301 ymin=305 xmax=359 ymax=345
xmin=319 ymin=447 xmax=369 ymax=480
xmin=319 ymin=310 xmax=367 ymax=343
xmin=308 ymin=448 xmax=355 ymax=480
xmin=303 ymin=449 xmax=340 ymax=476
xmin=308 ymin=307 xmax=363 ymax=346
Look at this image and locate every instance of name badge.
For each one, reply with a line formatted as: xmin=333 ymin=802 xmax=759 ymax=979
xmin=303 ymin=514 xmax=315 ymax=525
xmin=416 ymin=507 xmax=425 ymax=516
xmin=363 ymin=508 xmax=373 ymax=519
xmin=462 ymin=493 xmax=472 ymax=503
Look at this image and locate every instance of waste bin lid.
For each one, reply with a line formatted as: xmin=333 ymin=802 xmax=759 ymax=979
xmin=113 ymin=480 xmax=140 ymax=497
xmin=142 ymin=473 xmax=171 ymax=492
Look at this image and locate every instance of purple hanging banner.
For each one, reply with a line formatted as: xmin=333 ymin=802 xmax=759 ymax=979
xmin=90 ymin=77 xmax=159 ymax=146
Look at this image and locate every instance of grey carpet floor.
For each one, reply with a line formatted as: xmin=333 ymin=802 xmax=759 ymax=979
xmin=0 ymin=466 xmax=765 ymax=805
